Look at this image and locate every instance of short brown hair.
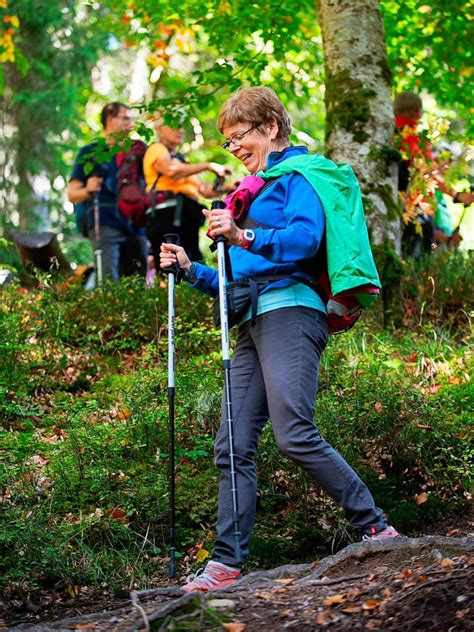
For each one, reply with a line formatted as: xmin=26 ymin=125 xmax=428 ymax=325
xmin=100 ymin=101 xmax=128 ymax=128
xmin=217 ymin=87 xmax=291 ymax=142
xmin=393 ymin=91 xmax=423 ymax=116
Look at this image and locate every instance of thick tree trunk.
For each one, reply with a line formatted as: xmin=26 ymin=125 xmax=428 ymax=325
xmin=316 ymin=0 xmax=401 ymax=253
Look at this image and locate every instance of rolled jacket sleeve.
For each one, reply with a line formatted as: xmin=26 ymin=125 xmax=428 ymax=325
xmin=185 ymin=262 xmax=219 ymax=297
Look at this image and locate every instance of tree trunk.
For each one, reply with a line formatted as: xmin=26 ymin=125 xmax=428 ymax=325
xmin=316 ymin=0 xmax=401 ymax=253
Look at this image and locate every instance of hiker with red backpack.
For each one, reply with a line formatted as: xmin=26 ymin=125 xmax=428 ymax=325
xmin=143 ymin=114 xmax=236 ymax=269
xmin=68 ymin=102 xmax=148 ymax=283
xmin=160 ymin=87 xmax=400 ymax=593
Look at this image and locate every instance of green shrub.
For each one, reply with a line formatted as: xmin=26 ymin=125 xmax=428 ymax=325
xmin=0 ymin=266 xmax=472 ymax=600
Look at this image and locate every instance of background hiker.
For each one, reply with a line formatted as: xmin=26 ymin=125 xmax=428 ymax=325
xmin=67 ymin=102 xmax=148 ymax=283
xmin=143 ymin=114 xmax=236 ymax=268
xmin=395 ymin=91 xmax=474 ymax=258
xmin=160 ymin=86 xmax=399 ymax=593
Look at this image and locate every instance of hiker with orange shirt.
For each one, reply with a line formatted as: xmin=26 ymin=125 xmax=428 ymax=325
xmin=143 ymin=115 xmax=235 ymax=267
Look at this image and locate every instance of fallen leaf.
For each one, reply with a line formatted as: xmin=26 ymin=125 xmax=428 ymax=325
xmin=281 ymin=609 xmax=294 ymax=617
xmin=316 ymin=612 xmax=329 ymax=625
xmin=310 ymin=560 xmax=320 ymax=570
xmin=365 ymin=620 xmax=383 ymax=629
xmin=394 ymin=569 xmax=413 ymax=579
xmin=426 ymin=383 xmax=441 ymax=395
xmin=223 ymin=624 xmax=246 ymax=632
xmin=196 ymin=549 xmax=209 ymax=563
xmin=274 ymin=578 xmax=294 ymax=585
xmin=374 ymin=402 xmax=383 ymax=413
xmin=342 ymin=605 xmax=360 ymax=613
xmin=323 ymin=593 xmax=346 ymax=606
xmin=362 ymin=599 xmax=380 ymax=610
xmin=417 ymin=423 xmax=432 ymax=430
xmin=107 ymin=507 xmax=127 ymax=523
xmin=116 ymin=407 xmax=132 ymax=420
xmin=67 ymin=584 xmax=80 ymax=598
xmin=446 ymin=528 xmax=460 ymax=537
xmin=448 ymin=376 xmax=460 ymax=385
xmin=415 ymin=492 xmax=428 ymax=505
xmin=347 ymin=587 xmax=362 ymax=599
xmin=256 ymin=592 xmax=273 ymax=600
xmin=440 ymin=558 xmax=454 ymax=569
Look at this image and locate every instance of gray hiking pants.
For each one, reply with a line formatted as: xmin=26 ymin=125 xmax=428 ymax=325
xmin=213 ymin=307 xmax=386 ymax=567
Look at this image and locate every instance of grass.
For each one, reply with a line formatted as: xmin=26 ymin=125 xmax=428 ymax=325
xmin=0 ymin=249 xmax=472 ymax=601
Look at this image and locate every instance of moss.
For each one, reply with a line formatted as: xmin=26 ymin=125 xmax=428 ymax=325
xmin=325 ymin=68 xmax=376 ymax=144
xmin=372 ymin=241 xmax=404 ymax=327
xmin=377 ymin=57 xmax=392 ymax=86
xmin=380 ymin=144 xmax=401 ymax=163
xmin=377 ymin=183 xmax=401 ymax=221
xmin=368 ymin=144 xmax=402 ymax=179
xmin=362 ymin=182 xmax=402 ymax=222
xmin=362 ymin=195 xmax=374 ymax=215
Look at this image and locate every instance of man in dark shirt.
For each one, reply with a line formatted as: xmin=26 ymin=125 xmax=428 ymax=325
xmin=68 ymin=102 xmax=148 ymax=282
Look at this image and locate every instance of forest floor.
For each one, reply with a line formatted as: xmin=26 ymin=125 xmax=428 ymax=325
xmin=3 ymin=517 xmax=473 ymax=631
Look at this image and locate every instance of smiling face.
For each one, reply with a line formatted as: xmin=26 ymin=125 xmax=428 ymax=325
xmin=222 ymin=120 xmax=278 ymax=173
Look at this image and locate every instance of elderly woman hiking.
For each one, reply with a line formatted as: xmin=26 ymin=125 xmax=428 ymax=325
xmin=160 ymin=87 xmax=399 ymax=592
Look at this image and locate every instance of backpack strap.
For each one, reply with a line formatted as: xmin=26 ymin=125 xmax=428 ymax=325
xmin=234 ymin=177 xmax=280 ymax=229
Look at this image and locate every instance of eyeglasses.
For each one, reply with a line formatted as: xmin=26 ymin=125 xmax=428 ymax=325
xmin=222 ymin=125 xmax=258 ymax=150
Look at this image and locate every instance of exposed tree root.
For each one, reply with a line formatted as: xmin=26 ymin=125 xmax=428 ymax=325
xmin=6 ymin=536 xmax=473 ymax=631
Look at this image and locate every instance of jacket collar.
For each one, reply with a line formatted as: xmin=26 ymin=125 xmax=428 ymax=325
xmin=266 ymin=145 xmax=308 ymax=170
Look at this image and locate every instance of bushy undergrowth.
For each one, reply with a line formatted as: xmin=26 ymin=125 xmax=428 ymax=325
xmin=0 ymin=253 xmax=472 ymax=601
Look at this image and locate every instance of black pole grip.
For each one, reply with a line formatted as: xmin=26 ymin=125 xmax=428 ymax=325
xmin=211 ymin=200 xmax=227 ymax=210
xmin=209 ymin=201 xmax=228 ymax=252
xmin=163 ymin=233 xmax=182 ymax=281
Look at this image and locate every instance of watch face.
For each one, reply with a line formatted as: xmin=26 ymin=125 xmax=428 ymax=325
xmin=244 ymin=229 xmax=255 ymax=241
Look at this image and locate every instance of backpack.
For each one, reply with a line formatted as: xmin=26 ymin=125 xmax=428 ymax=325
xmin=116 ymin=140 xmax=165 ymax=227
xmin=223 ymin=161 xmax=381 ymax=334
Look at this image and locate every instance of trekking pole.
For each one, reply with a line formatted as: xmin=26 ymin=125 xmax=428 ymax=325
xmin=163 ymin=233 xmax=182 ymax=578
xmin=210 ymin=200 xmax=242 ymax=564
xmin=93 ymin=192 xmax=103 ymax=287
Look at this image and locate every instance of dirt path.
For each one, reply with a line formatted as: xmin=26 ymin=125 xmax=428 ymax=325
xmin=5 ymin=536 xmax=473 ymax=631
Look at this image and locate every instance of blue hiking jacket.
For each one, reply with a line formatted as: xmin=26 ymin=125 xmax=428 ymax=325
xmin=187 ymin=146 xmax=325 ymax=297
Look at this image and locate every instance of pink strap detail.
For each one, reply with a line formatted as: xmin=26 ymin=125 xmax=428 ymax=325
xmin=223 ymin=175 xmax=266 ymax=221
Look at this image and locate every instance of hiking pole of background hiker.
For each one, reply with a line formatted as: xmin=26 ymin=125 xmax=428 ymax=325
xmin=92 ymin=192 xmax=103 ymax=287
xmin=210 ymin=200 xmax=242 ymax=564
xmin=163 ymin=233 xmax=182 ymax=578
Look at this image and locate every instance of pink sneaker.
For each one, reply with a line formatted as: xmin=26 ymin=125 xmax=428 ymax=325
xmin=182 ymin=561 xmax=242 ymax=593
xmin=363 ymin=525 xmax=400 ymax=541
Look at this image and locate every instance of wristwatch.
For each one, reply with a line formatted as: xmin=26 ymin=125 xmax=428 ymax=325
xmin=241 ymin=229 xmax=255 ymax=250
xmin=183 ymin=262 xmax=198 ymax=283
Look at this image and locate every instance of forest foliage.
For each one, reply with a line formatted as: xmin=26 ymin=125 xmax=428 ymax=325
xmin=0 ymin=0 xmax=472 ymax=233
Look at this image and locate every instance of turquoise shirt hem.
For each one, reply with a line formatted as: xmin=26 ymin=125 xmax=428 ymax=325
xmin=239 ymin=283 xmax=326 ymax=326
